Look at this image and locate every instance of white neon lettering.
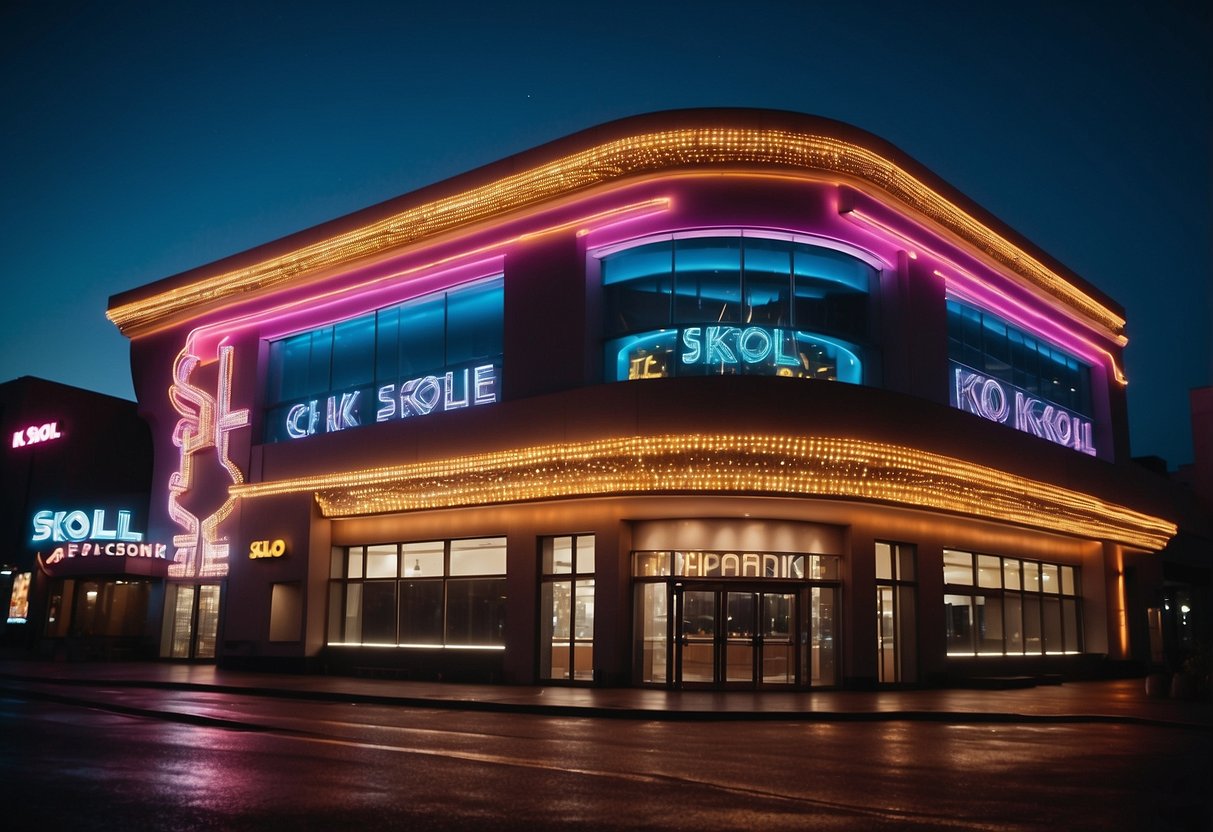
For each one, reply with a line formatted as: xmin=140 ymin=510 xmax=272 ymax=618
xmin=376 ymin=384 xmax=396 ymax=421
xmin=285 ymin=402 xmax=318 ymax=438
xmin=681 ymin=327 xmax=703 ymax=363
xmin=284 ymin=367 xmax=499 ymax=439
xmin=705 ymin=326 xmax=737 ymax=364
xmin=954 ymin=364 xmax=1095 ymax=455
xmin=11 ymin=421 xmax=62 ymax=449
xmin=325 ymin=391 xmax=361 ymax=432
xmin=474 ymin=364 xmax=497 ymax=404
xmin=31 ymin=509 xmax=146 ymax=544
xmin=444 ymin=369 xmax=470 ymax=410
xmin=737 ymin=327 xmax=773 ymax=364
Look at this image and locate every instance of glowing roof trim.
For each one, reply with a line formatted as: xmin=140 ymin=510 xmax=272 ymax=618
xmin=230 ymin=434 xmax=1174 ymax=550
xmin=108 ymin=126 xmax=1126 ymax=338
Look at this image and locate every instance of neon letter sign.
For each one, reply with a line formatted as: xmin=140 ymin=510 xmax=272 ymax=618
xmin=680 ymin=326 xmax=801 ymax=369
xmin=11 ymin=422 xmax=62 ymax=448
xmin=31 ymin=509 xmax=144 ymax=543
xmin=951 ymin=363 xmax=1095 ymax=455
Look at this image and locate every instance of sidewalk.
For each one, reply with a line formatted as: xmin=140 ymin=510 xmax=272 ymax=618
xmin=1 ymin=658 xmax=1210 ymax=728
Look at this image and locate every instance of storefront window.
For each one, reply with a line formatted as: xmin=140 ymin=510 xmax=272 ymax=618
xmin=328 ymin=537 xmax=506 ymax=649
xmin=944 ymin=550 xmax=1081 ymax=656
xmin=600 ymin=233 xmax=871 ymax=384
xmin=264 ymin=277 xmax=503 ymax=443
xmin=539 ymin=535 xmax=596 ymax=682
xmin=946 ymin=298 xmax=1098 ymax=456
xmin=632 ymin=549 xmax=840 ymax=688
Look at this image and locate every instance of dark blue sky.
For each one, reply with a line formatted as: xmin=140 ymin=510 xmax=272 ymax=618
xmin=2 ymin=1 xmax=1208 ymax=465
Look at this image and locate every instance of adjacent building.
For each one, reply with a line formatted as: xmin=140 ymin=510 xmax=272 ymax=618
xmin=106 ymin=110 xmax=1178 ymax=687
xmin=1 ymin=377 xmax=160 ymax=659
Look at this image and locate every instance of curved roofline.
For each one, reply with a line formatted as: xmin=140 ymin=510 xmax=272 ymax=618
xmin=107 ymin=108 xmax=1126 ymax=338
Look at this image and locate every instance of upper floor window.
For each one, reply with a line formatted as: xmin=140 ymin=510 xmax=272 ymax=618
xmin=599 ymin=234 xmax=873 ymax=384
xmin=263 ymin=277 xmax=503 ymax=443
xmin=946 ymin=299 xmax=1097 ymax=455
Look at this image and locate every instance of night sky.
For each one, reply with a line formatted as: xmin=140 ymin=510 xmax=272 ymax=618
xmin=2 ymin=1 xmax=1208 ymax=465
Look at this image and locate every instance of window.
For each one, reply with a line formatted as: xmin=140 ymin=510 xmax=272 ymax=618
xmin=943 ymin=550 xmax=1081 ymax=656
xmin=539 ymin=535 xmax=596 ymax=682
xmin=875 ymin=542 xmax=917 ymax=684
xmin=946 ymin=299 xmax=1092 ymax=415
xmin=328 ymin=537 xmax=507 ymax=649
xmin=601 ymin=233 xmax=870 ymax=384
xmin=265 ymin=277 xmax=503 ymax=442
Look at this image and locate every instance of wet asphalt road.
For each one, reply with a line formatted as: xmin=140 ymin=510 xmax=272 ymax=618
xmin=1 ymin=681 xmax=1209 ymax=831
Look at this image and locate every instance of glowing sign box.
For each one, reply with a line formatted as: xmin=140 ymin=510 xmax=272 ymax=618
xmin=12 ymin=421 xmax=62 ymax=448
xmin=278 ymin=363 xmax=498 ymax=441
xmin=950 ymin=362 xmax=1096 ymax=455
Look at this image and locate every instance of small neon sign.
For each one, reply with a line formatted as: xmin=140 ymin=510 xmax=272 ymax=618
xmin=12 ymin=422 xmax=62 ymax=448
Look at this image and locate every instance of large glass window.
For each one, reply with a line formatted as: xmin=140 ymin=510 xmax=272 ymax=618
xmin=943 ymin=550 xmax=1081 ymax=656
xmin=875 ymin=541 xmax=917 ymax=684
xmin=265 ymin=277 xmax=503 ymax=443
xmin=601 ymin=234 xmax=871 ymax=384
xmin=539 ymin=535 xmax=596 ymax=682
xmin=946 ymin=298 xmax=1092 ymax=415
xmin=328 ymin=537 xmax=506 ymax=649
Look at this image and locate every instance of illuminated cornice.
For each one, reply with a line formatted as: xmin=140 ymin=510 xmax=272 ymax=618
xmin=230 ymin=434 xmax=1174 ymax=550
xmin=108 ymin=126 xmax=1125 ymax=339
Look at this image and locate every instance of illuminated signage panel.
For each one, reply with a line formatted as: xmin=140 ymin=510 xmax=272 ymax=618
xmin=11 ymin=421 xmax=62 ymax=448
xmin=950 ymin=361 xmax=1096 ymax=455
xmin=275 ymin=362 xmax=498 ymax=442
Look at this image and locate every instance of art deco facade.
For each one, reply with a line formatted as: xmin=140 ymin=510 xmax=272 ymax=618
xmin=108 ymin=110 xmax=1176 ymax=687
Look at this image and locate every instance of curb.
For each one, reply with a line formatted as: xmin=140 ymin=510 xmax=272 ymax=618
xmin=2 ymin=671 xmax=1209 ymax=730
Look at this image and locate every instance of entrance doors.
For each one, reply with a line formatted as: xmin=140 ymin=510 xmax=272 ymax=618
xmin=164 ymin=583 xmax=221 ymax=659
xmin=674 ymin=586 xmax=797 ymax=688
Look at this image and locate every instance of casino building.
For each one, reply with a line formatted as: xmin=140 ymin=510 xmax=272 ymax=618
xmin=107 ymin=110 xmax=1177 ymax=688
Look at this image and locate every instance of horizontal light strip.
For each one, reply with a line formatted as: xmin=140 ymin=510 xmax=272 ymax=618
xmin=231 ymin=434 xmax=1175 ymax=550
xmin=108 ymin=126 xmax=1125 ymax=337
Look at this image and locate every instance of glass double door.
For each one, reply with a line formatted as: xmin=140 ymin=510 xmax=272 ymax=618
xmin=675 ymin=585 xmax=797 ymax=688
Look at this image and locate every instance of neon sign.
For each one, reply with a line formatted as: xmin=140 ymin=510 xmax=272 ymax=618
xmin=31 ymin=509 xmax=168 ymax=567
xmin=12 ymin=421 xmax=62 ymax=448
xmin=950 ymin=362 xmax=1096 ymax=455
xmin=280 ymin=363 xmax=498 ymax=441
xmin=610 ymin=325 xmax=862 ymax=383
xmin=32 ymin=509 xmax=145 ymax=543
xmin=681 ymin=326 xmax=801 ymax=369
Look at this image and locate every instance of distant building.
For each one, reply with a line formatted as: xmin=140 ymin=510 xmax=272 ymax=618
xmin=0 ymin=377 xmax=158 ymax=659
xmin=107 ymin=110 xmax=1178 ymax=687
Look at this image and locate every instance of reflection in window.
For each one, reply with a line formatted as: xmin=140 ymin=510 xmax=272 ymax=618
xmin=946 ymin=299 xmax=1092 ymax=414
xmin=328 ymin=538 xmax=507 ymax=649
xmin=540 ymin=535 xmax=596 ymax=682
xmin=944 ymin=550 xmax=1081 ymax=656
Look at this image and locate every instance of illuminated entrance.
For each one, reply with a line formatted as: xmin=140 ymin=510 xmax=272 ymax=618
xmin=633 ymin=551 xmax=839 ymax=689
xmin=163 ymin=583 xmax=222 ymax=659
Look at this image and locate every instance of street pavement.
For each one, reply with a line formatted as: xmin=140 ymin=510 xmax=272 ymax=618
xmin=1 ymin=657 xmax=1209 ymax=727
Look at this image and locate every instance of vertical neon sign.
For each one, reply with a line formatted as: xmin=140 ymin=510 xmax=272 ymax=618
xmin=167 ymin=344 xmax=250 ymax=578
